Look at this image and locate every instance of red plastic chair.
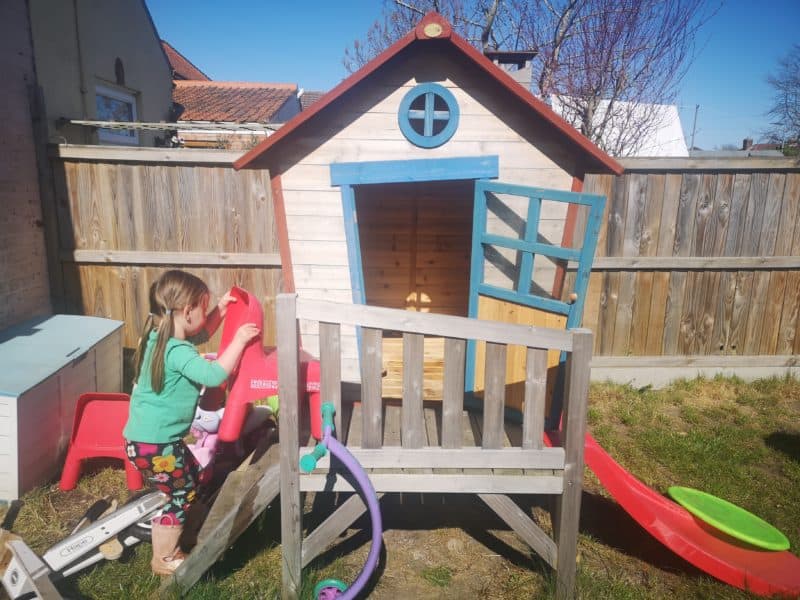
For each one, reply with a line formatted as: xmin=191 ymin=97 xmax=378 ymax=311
xmin=59 ymin=392 xmax=143 ymax=491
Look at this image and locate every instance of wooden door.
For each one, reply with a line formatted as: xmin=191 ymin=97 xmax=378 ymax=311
xmin=356 ymin=180 xmax=474 ymax=398
xmin=468 ymin=180 xmax=605 ymax=414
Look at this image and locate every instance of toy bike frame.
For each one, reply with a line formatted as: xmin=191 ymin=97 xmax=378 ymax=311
xmin=2 ymin=491 xmax=168 ymax=599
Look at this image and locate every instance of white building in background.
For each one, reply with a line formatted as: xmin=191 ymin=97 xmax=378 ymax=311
xmin=483 ymin=53 xmax=689 ymax=158
xmin=549 ymin=96 xmax=689 ymax=157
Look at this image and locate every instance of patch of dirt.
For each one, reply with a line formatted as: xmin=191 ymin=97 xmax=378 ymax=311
xmin=310 ymin=494 xmax=550 ymax=599
xmin=303 ymin=489 xmax=700 ymax=599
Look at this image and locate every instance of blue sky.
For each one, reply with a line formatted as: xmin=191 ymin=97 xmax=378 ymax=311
xmin=146 ymin=0 xmax=799 ymax=150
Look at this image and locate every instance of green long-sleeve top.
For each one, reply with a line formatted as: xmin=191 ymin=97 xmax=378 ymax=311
xmin=124 ymin=330 xmax=228 ymax=443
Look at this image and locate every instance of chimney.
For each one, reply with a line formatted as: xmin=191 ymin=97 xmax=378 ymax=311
xmin=484 ymin=50 xmax=536 ymax=91
xmin=742 ymin=138 xmax=753 ymax=150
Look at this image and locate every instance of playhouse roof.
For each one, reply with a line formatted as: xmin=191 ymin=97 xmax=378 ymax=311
xmin=234 ymin=12 xmax=623 ymax=175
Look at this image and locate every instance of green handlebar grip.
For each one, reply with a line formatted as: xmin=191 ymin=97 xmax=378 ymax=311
xmin=321 ymin=402 xmax=336 ymax=433
xmin=299 ymin=443 xmax=328 ymax=473
xmin=314 ymin=579 xmax=348 ymax=598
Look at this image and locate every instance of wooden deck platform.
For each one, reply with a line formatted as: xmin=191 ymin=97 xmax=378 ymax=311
xmin=279 ymin=295 xmax=592 ymax=600
xmin=298 ymin=398 xmax=563 ymax=495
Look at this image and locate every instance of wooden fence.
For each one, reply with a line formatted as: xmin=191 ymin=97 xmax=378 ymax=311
xmin=43 ymin=145 xmax=282 ymax=352
xmin=573 ymin=158 xmax=800 ymax=372
xmin=41 ymin=147 xmax=800 ymax=381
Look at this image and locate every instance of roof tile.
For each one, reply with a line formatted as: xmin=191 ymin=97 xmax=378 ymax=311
xmin=173 ymin=81 xmax=298 ymax=123
xmin=161 ymin=41 xmax=210 ymax=81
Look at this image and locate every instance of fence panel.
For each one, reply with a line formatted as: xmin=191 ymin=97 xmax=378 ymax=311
xmin=582 ymin=160 xmax=800 ymax=358
xmin=47 ymin=145 xmax=282 ymax=352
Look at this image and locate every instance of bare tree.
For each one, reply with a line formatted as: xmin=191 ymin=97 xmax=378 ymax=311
xmin=765 ymin=44 xmax=800 ymax=148
xmin=344 ymin=0 xmax=716 ymax=156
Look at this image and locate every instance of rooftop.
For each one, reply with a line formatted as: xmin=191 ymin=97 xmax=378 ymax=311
xmin=161 ymin=40 xmax=210 ymax=81
xmin=173 ymin=81 xmax=298 ymax=123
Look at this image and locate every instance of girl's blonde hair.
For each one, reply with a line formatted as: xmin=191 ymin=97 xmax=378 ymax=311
xmin=132 ymin=270 xmax=209 ymax=393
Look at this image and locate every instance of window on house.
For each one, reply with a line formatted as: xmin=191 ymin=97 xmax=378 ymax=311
xmin=95 ymin=84 xmax=138 ymax=145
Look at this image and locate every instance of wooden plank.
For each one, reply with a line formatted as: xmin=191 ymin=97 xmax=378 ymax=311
xmin=598 ymin=176 xmax=625 ymax=355
xmin=662 ymin=174 xmax=701 ymax=354
xmin=728 ymin=173 xmax=769 ymax=354
xmin=618 ymin=157 xmax=800 ymax=171
xmin=711 ymin=173 xmax=752 ymax=354
xmin=778 ymin=174 xmax=800 ymax=353
xmin=52 ymin=144 xmax=241 ymax=163
xmin=612 ymin=174 xmax=648 ymax=354
xmin=401 ymin=333 xmax=425 ymax=448
xmin=165 ymin=439 xmax=281 ymax=594
xmin=679 ymin=174 xmax=717 ymax=354
xmin=522 ymin=348 xmax=548 ymax=450
xmin=276 ymin=294 xmax=301 ymax=599
xmin=554 ymin=329 xmax=592 ymax=600
xmin=645 ymin=172 xmax=679 ymax=354
xmin=479 ymin=493 xmax=557 ymax=569
xmin=583 ymin=255 xmax=800 ymax=270
xmin=296 ymin=297 xmax=574 ymax=351
xmin=297 ymin=446 xmax=566 ymax=469
xmin=760 ymin=174 xmax=798 ymax=353
xmin=630 ymin=174 xmax=664 ymax=354
xmin=319 ymin=322 xmax=342 ymax=436
xmin=697 ymin=174 xmax=733 ymax=354
xmin=441 ymin=338 xmax=466 ymax=449
xmin=63 ymin=249 xmax=281 ymax=266
xmin=482 ymin=342 xmax=506 ymax=449
xmin=590 ymin=354 xmax=799 ymax=368
xmin=360 ymin=327 xmax=383 ymax=449
xmin=743 ymin=173 xmax=785 ymax=354
xmin=300 ymin=473 xmax=564 ymax=494
xmin=346 ymin=400 xmax=364 ymax=447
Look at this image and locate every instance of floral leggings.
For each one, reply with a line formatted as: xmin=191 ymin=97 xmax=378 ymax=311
xmin=125 ymin=439 xmax=200 ymax=525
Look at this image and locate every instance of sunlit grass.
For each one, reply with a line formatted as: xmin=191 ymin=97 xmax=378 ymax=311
xmin=1 ymin=375 xmax=797 ymax=599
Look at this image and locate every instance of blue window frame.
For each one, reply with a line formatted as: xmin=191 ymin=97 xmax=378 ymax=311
xmin=398 ymin=83 xmax=459 ymax=148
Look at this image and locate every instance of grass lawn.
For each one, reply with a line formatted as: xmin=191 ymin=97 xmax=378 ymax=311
xmin=1 ymin=375 xmax=798 ymax=599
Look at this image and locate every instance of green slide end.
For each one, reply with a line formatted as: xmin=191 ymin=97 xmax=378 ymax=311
xmin=668 ymin=486 xmax=790 ymax=551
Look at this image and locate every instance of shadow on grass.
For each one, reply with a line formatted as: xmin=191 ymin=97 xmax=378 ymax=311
xmin=579 ymin=490 xmax=705 ymax=578
xmin=305 ymin=491 xmax=710 ymax=582
xmin=764 ymin=431 xmax=800 ymax=463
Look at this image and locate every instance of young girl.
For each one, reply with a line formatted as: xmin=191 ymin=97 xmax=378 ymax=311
xmin=123 ymin=270 xmax=260 ymax=576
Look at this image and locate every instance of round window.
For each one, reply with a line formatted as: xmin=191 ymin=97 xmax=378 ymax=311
xmin=398 ymin=83 xmax=459 ymax=148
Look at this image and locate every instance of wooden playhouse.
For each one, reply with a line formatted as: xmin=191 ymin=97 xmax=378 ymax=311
xmin=235 ymin=12 xmax=621 ymax=405
xmin=234 ymin=11 xmax=622 ymax=598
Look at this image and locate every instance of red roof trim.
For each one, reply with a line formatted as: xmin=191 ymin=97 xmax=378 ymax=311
xmin=234 ymin=12 xmax=622 ymax=175
xmin=234 ymin=28 xmax=418 ymax=170
xmin=446 ymin=32 xmax=623 ymax=175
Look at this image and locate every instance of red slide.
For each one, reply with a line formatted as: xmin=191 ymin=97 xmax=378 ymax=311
xmin=546 ymin=431 xmax=800 ymax=597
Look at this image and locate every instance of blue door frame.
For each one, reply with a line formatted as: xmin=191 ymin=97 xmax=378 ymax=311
xmin=329 ymin=157 xmax=605 ymax=429
xmin=330 ymin=156 xmax=500 ymax=307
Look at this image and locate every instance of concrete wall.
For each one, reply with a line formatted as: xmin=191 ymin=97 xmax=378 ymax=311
xmin=0 ymin=0 xmax=52 ymax=330
xmin=28 ymin=0 xmax=173 ymax=146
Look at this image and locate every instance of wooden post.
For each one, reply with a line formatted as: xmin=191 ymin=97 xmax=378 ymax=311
xmin=277 ymin=293 xmax=301 ymax=599
xmin=319 ymin=322 xmax=342 ymax=436
xmin=554 ymin=329 xmax=592 ymax=600
xmin=441 ymin=337 xmax=466 ymax=449
xmin=361 ymin=327 xmax=383 ymax=449
xmin=401 ymin=332 xmax=425 ymax=448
